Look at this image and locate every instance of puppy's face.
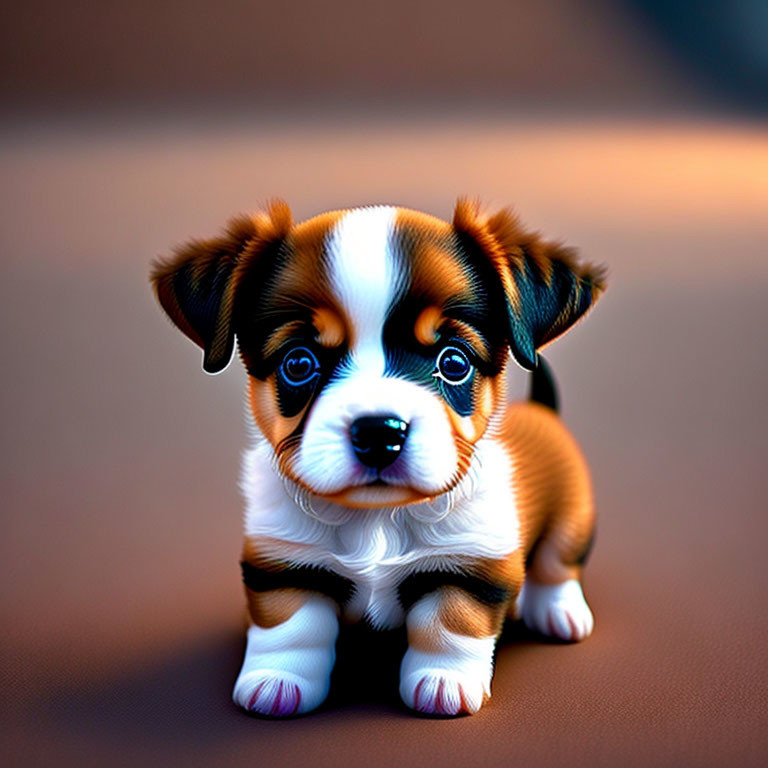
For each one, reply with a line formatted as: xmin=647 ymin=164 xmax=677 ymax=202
xmin=239 ymin=206 xmax=509 ymax=507
xmin=152 ymin=201 xmax=603 ymax=509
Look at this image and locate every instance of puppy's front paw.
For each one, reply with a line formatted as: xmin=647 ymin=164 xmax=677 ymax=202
xmin=519 ymin=578 xmax=594 ymax=641
xmin=401 ymin=669 xmax=488 ymax=716
xmin=233 ymin=596 xmax=339 ymax=717
xmin=233 ymin=671 xmax=316 ymax=717
xmin=399 ymin=591 xmax=498 ymax=717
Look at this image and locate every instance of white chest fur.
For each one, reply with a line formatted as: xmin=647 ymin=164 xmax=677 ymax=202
xmin=240 ymin=437 xmax=520 ymax=629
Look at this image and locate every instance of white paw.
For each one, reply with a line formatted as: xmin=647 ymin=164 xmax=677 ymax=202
xmin=233 ymin=670 xmax=322 ymax=717
xmin=400 ymin=668 xmax=488 ymax=715
xmin=233 ymin=596 xmax=338 ymax=717
xmin=519 ymin=578 xmax=594 ymax=642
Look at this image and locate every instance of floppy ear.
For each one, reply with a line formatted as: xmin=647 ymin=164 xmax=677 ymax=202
xmin=151 ymin=200 xmax=293 ymax=374
xmin=454 ymin=200 xmax=606 ymax=370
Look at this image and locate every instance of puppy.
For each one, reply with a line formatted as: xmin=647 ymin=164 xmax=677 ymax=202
xmin=151 ymin=200 xmax=604 ymax=717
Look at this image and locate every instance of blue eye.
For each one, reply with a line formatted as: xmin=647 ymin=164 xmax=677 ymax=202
xmin=434 ymin=346 xmax=473 ymax=386
xmin=280 ymin=346 xmax=320 ymax=386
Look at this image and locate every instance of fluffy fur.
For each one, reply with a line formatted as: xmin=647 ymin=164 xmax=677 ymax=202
xmin=151 ymin=200 xmax=604 ymax=717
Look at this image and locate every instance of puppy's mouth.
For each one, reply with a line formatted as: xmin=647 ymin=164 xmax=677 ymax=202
xmin=289 ymin=461 xmax=468 ymax=509
xmin=323 ymin=480 xmax=429 ymax=509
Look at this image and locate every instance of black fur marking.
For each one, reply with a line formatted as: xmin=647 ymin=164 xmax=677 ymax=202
xmin=397 ymin=569 xmax=510 ymax=611
xmin=168 ymin=252 xmax=239 ymax=374
xmin=379 ymin=225 xmax=511 ymax=418
xmin=383 ymin=331 xmax=478 ymax=417
xmin=435 ymin=370 xmax=476 ymax=417
xmin=507 ymin=258 xmax=596 ymax=371
xmin=453 ymin=230 xmax=513 ymax=345
xmin=525 ymin=528 xmax=596 ymax=570
xmin=233 ymin=240 xmax=296 ymax=380
xmin=573 ymin=529 xmax=596 ymax=567
xmin=524 ymin=539 xmax=539 ymax=571
xmin=275 ymin=372 xmax=321 ymax=418
xmin=241 ymin=561 xmax=356 ymax=605
xmin=381 ymin=297 xmax=501 ymax=419
xmin=529 ymin=355 xmax=559 ymax=412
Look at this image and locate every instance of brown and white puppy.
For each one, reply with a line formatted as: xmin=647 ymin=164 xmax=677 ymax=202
xmin=151 ymin=200 xmax=604 ymax=717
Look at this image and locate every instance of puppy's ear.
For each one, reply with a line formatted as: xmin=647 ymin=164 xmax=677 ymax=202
xmin=454 ymin=200 xmax=606 ymax=370
xmin=151 ymin=200 xmax=292 ymax=374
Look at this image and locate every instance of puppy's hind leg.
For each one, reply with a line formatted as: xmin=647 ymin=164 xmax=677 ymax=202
xmin=519 ymin=572 xmax=594 ymax=642
xmin=519 ymin=497 xmax=596 ymax=642
xmin=503 ymin=402 xmax=596 ymax=642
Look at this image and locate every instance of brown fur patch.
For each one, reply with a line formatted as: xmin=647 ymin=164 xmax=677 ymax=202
xmin=396 ymin=208 xmax=471 ymax=307
xmin=438 ymin=588 xmax=504 ymax=638
xmin=406 ymin=552 xmax=524 ymax=652
xmin=242 ymin=536 xmax=314 ymax=567
xmin=414 ymin=306 xmax=443 ymax=346
xmin=265 ymin=209 xmax=347 ymax=328
xmin=497 ymin=402 xmax=595 ymax=584
xmin=261 ymin=307 xmax=347 ymax=360
xmin=247 ymin=376 xmax=306 ymax=456
xmin=245 ymin=588 xmax=309 ymax=628
xmin=464 ymin=550 xmax=526 ymax=593
xmin=241 ymin=536 xmax=323 ymax=628
xmin=262 ymin=320 xmax=307 ymax=358
xmin=442 ymin=372 xmax=505 ymax=449
xmin=407 ymin=623 xmax=443 ymax=654
xmin=407 ymin=578 xmax=516 ymax=653
xmin=312 ymin=306 xmax=346 ymax=348
xmin=453 ymin=198 xmax=520 ymax=313
xmin=414 ymin=307 xmax=492 ymax=367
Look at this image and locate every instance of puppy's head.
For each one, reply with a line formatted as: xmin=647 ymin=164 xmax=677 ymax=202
xmin=152 ymin=200 xmax=604 ymax=508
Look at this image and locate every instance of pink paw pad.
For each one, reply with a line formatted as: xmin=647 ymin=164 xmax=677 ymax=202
xmin=246 ymin=678 xmax=302 ymax=717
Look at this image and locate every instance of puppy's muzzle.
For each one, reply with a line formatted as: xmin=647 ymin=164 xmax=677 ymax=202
xmin=349 ymin=415 xmax=409 ymax=470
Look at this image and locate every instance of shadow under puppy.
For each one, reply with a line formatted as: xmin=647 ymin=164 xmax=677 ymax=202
xmin=151 ymin=200 xmax=605 ymax=717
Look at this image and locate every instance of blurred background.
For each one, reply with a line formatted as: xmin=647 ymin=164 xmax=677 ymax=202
xmin=1 ymin=1 xmax=766 ymax=766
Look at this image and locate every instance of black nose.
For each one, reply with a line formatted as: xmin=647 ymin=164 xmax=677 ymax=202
xmin=350 ymin=415 xmax=409 ymax=470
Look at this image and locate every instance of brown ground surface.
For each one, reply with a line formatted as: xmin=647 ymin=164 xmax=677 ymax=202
xmin=1 ymin=113 xmax=767 ymax=767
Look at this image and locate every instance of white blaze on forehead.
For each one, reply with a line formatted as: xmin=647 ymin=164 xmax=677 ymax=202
xmin=326 ymin=206 xmax=399 ymax=375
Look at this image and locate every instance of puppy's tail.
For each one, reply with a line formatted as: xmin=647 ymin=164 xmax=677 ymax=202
xmin=529 ymin=356 xmax=559 ymax=413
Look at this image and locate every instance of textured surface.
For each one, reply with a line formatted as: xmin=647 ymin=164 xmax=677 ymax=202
xmin=1 ymin=113 xmax=767 ymax=766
